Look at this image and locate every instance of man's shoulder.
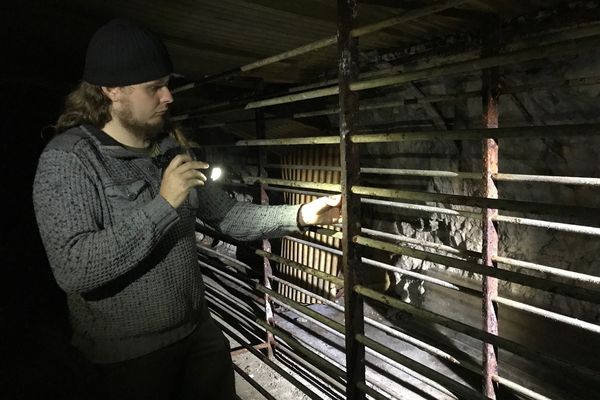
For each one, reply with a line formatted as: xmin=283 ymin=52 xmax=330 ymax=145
xmin=43 ymin=125 xmax=95 ymax=154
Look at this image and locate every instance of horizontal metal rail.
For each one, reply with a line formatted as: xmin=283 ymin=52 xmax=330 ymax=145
xmin=362 ymin=197 xmax=480 ymax=218
xmin=493 ymin=256 xmax=600 ymax=285
xmin=173 ymin=0 xmax=464 ymax=93
xmin=355 ymin=334 xmax=488 ymax=400
xmin=257 ymin=319 xmax=346 ymax=381
xmin=491 ymin=376 xmax=552 ymax=400
xmin=256 ymin=249 xmax=344 ymax=287
xmin=354 ymin=285 xmax=600 ymax=383
xmin=242 ymin=177 xmax=599 ymax=220
xmin=271 ymin=275 xmax=480 ymax=372
xmin=494 ymin=214 xmax=600 ymax=237
xmin=210 ymin=313 xmax=325 ymax=400
xmin=354 ymin=235 xmax=600 ymax=303
xmin=284 ymin=234 xmax=481 ymax=297
xmin=262 ymin=284 xmax=468 ymax=399
xmin=234 ymin=123 xmax=600 ymax=146
xmin=493 ymin=296 xmax=600 ymax=334
xmin=244 ymin=34 xmax=600 ymax=109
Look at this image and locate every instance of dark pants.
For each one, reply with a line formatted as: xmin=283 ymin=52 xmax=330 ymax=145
xmin=93 ymin=314 xmax=235 ymax=400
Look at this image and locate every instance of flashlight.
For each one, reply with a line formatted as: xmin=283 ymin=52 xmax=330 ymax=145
xmin=206 ymin=166 xmax=224 ymax=183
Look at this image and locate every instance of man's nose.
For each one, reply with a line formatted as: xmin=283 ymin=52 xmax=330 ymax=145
xmin=160 ymin=86 xmax=174 ymax=104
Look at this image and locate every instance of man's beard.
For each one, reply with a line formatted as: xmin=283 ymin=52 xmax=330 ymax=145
xmin=115 ymin=104 xmax=166 ymax=142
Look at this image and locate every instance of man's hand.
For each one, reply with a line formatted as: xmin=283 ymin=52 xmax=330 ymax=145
xmin=298 ymin=195 xmax=342 ymax=226
xmin=160 ymin=154 xmax=209 ymax=208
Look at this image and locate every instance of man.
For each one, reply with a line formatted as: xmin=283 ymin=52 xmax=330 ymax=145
xmin=33 ymin=19 xmax=341 ymax=400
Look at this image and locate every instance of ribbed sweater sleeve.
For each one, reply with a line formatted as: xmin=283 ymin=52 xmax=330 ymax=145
xmin=32 ymin=149 xmax=179 ymax=294
xmin=196 ymin=185 xmax=302 ymax=241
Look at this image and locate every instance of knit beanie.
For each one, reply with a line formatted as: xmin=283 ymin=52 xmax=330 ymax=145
xmin=83 ymin=19 xmax=173 ymax=86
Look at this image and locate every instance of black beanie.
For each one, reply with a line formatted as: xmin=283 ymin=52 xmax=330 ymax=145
xmin=83 ymin=19 xmax=173 ymax=86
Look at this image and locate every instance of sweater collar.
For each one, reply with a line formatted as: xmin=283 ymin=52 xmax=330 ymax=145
xmin=80 ymin=124 xmax=179 ymax=159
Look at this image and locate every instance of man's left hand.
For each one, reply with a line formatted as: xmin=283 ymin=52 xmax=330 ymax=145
xmin=298 ymin=195 xmax=342 ymax=226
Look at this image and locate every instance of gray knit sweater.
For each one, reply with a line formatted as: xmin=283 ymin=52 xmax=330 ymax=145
xmin=32 ymin=125 xmax=301 ymax=363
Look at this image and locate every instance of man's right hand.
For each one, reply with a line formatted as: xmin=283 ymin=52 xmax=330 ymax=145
xmin=159 ymin=154 xmax=209 ymax=209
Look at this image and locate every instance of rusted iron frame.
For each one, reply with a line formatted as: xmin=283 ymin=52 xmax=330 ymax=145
xmin=492 ymin=296 xmax=600 ymax=335
xmin=355 ymin=334 xmax=488 ymax=400
xmin=337 ymin=1 xmax=366 ymax=399
xmin=493 ymin=215 xmax=600 ymax=237
xmin=233 ymin=122 xmax=600 ymax=146
xmin=261 ymin=283 xmax=476 ymax=398
xmin=353 ymin=285 xmax=600 ymax=384
xmin=270 ymin=275 xmax=477 ymax=371
xmin=284 ymin=234 xmax=481 ymax=296
xmin=493 ymin=256 xmax=600 ymax=285
xmin=243 ymin=34 xmax=600 ymax=110
xmin=172 ymin=0 xmax=464 ymax=94
xmin=243 ymin=163 xmax=600 ymax=187
xmin=481 ymin=18 xmax=500 ymax=398
xmin=256 ymin=249 xmax=344 ymax=286
xmin=256 ymin=319 xmax=347 ymax=381
xmin=210 ymin=314 xmax=326 ymax=400
xmin=491 ymin=376 xmax=552 ymax=400
xmin=254 ymin=80 xmax=276 ymax=359
xmin=242 ymin=177 xmax=599 ymax=221
xmin=353 ymin=235 xmax=600 ymax=304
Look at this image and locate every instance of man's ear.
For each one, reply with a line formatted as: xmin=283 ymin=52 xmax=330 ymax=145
xmin=101 ymin=86 xmax=121 ymax=102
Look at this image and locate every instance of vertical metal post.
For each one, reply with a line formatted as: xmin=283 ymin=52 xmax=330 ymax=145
xmin=337 ymin=1 xmax=365 ymax=399
xmin=481 ymin=18 xmax=500 ymax=399
xmin=256 ymin=79 xmax=275 ymax=359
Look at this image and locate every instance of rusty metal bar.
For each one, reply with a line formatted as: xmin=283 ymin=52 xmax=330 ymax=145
xmin=493 ymin=256 xmax=600 ymax=285
xmin=256 ymin=249 xmax=344 ymax=286
xmin=256 ymin=319 xmax=347 ymax=380
xmin=234 ymin=123 xmax=600 ymax=147
xmin=481 ymin=18 xmax=501 ymax=397
xmin=354 ymin=285 xmax=600 ymax=383
xmin=356 ymin=334 xmax=488 ymax=400
xmin=337 ymin=2 xmax=365 ymax=398
xmin=494 ymin=215 xmax=600 ymax=237
xmin=352 ymin=185 xmax=599 ymax=220
xmin=172 ymin=0 xmax=464 ymax=93
xmin=493 ymin=296 xmax=600 ymax=334
xmin=353 ymin=235 xmax=600 ymax=303
xmin=362 ymin=197 xmax=481 ymax=218
xmin=491 ymin=376 xmax=552 ymax=400
xmin=211 ymin=316 xmax=325 ymax=400
xmin=243 ymin=34 xmax=600 ymax=109
xmin=270 ymin=275 xmax=471 ymax=367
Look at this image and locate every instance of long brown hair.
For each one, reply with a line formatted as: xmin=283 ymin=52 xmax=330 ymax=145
xmin=54 ymin=80 xmax=193 ymax=148
xmin=54 ymin=81 xmax=112 ymax=134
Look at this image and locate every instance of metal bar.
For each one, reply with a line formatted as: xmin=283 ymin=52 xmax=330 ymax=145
xmin=338 ymin=2 xmax=365 ymax=398
xmin=491 ymin=376 xmax=552 ymax=400
xmin=173 ymin=0 xmax=464 ymax=93
xmin=353 ymin=235 xmax=600 ymax=303
xmin=232 ymin=363 xmax=278 ymax=400
xmin=362 ymin=197 xmax=481 ymax=218
xmin=494 ymin=215 xmax=600 ymax=237
xmin=255 ymin=80 xmax=276 ymax=359
xmin=361 ymin=227 xmax=481 ymax=258
xmin=211 ymin=317 xmax=325 ymax=400
xmin=354 ymin=285 xmax=600 ymax=383
xmin=493 ymin=296 xmax=600 ymax=334
xmin=481 ymin=18 xmax=501 ymax=397
xmin=256 ymin=319 xmax=347 ymax=381
xmin=355 ymin=381 xmax=400 ymax=400
xmin=493 ymin=256 xmax=600 ymax=285
xmin=494 ymin=173 xmax=600 ymax=186
xmin=356 ymin=334 xmax=488 ymax=400
xmin=256 ymin=249 xmax=344 ymax=287
xmin=352 ymin=185 xmax=599 ymax=220
xmin=271 ymin=275 xmax=479 ymax=371
xmin=234 ymin=123 xmax=600 ymax=147
xmin=243 ymin=35 xmax=600 ymax=109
